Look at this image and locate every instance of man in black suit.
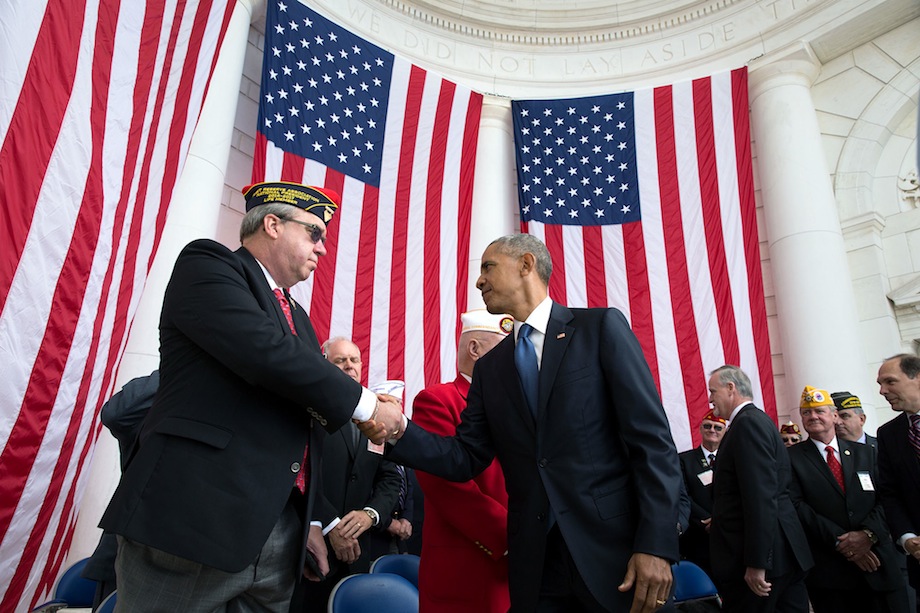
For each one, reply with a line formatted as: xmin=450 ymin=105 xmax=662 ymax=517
xmin=291 ymin=337 xmax=402 ymax=613
xmin=877 ymin=353 xmax=920 ymax=611
xmin=707 ymin=365 xmax=813 ymax=612
xmin=366 ymin=233 xmax=682 ymax=612
xmin=788 ymin=385 xmax=908 ymax=612
xmin=678 ymin=410 xmax=727 ymax=575
xmin=833 ymin=391 xmax=877 ymax=449
xmin=100 ymin=182 xmax=403 ymax=612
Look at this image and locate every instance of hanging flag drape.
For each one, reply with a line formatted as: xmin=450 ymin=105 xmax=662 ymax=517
xmin=512 ymin=68 xmax=775 ymax=451
xmin=0 ymin=0 xmax=235 ymax=608
xmin=251 ymin=0 xmax=483 ymax=408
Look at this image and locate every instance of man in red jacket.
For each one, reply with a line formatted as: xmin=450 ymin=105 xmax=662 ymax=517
xmin=411 ymin=309 xmax=513 ymax=612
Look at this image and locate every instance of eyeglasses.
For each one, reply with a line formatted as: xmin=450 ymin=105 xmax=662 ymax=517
xmin=701 ymin=423 xmax=724 ymax=431
xmin=782 ymin=437 xmax=800 ymax=444
xmin=281 ymin=217 xmax=326 ymax=244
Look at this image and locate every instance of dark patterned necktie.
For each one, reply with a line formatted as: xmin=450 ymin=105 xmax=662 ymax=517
xmin=826 ymin=446 xmax=845 ymax=492
xmin=909 ymin=414 xmax=920 ymax=459
xmin=708 ymin=453 xmax=716 ymax=468
xmin=273 ymin=288 xmax=309 ymax=493
xmin=514 ymin=324 xmax=539 ymax=417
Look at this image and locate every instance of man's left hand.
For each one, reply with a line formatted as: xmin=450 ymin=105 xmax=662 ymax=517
xmin=304 ymin=524 xmax=330 ymax=581
xmin=618 ymin=552 xmax=672 ymax=612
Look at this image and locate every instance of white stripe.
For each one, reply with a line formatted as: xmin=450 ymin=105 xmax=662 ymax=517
xmin=601 ymin=224 xmax=629 ymax=317
xmin=562 ymin=226 xmax=587 ymax=307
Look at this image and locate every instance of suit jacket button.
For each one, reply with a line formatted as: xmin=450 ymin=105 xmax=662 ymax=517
xmin=537 ymin=512 xmax=546 ymax=521
xmin=291 ymin=462 xmax=301 ymax=473
xmin=539 ymin=458 xmax=548 ymax=468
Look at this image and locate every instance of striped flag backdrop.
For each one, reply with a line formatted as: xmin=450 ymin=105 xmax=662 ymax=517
xmin=251 ymin=0 xmax=483 ymax=408
xmin=512 ymin=68 xmax=775 ymax=451
xmin=0 ymin=0 xmax=234 ymax=608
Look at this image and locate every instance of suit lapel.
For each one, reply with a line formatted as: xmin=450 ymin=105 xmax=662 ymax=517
xmin=803 ymin=441 xmax=844 ymax=496
xmin=538 ymin=303 xmax=573 ymax=420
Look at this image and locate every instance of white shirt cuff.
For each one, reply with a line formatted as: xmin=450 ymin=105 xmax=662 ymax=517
xmin=351 ymin=388 xmax=378 ymax=422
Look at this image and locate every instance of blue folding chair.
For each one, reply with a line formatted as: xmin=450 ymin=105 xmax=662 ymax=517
xmin=328 ymin=573 xmax=418 ymax=613
xmin=672 ymin=560 xmax=721 ymax=608
xmin=97 ymin=590 xmax=117 ymax=613
xmin=30 ymin=557 xmax=97 ymax=612
xmin=369 ymin=553 xmax=420 ymax=588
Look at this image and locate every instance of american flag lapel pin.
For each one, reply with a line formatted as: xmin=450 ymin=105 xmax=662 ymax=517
xmin=556 ymin=333 xmax=565 ymax=339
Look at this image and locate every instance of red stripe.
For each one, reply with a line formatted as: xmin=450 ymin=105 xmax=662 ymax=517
xmin=582 ymin=226 xmax=606 ymax=308
xmin=622 ymin=221 xmax=658 ymax=391
xmin=732 ymin=67 xmax=776 ymax=419
xmin=453 ymin=94 xmax=481 ymax=342
xmin=693 ymin=76 xmax=740 ymax=368
xmin=421 ymin=81 xmax=454 ymax=387
xmin=351 ymin=183 xmax=380 ymax=386
xmin=0 ymin=0 xmax=121 ymax=599
xmin=0 ymin=0 xmax=86 ymax=315
xmin=281 ymin=150 xmax=306 ymax=182
xmin=252 ymin=131 xmax=268 ymax=182
xmin=653 ymin=85 xmax=707 ymax=425
xmin=387 ymin=66 xmax=426 ymax=380
xmin=308 ymin=168 xmax=346 ymax=345
xmin=543 ymin=224 xmax=566 ymax=305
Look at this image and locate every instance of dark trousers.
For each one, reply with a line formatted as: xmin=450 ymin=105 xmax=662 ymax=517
xmin=718 ymin=569 xmax=809 ymax=613
xmin=808 ymin=583 xmax=910 ymax=613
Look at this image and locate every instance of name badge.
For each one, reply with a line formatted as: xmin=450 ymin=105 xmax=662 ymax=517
xmin=697 ymin=469 xmax=714 ymax=486
xmin=857 ymin=471 xmax=874 ymax=491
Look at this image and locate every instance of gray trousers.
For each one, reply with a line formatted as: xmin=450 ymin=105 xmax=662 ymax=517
xmin=114 ymin=501 xmax=301 ymax=613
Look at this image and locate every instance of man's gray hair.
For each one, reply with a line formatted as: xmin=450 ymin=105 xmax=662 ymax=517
xmin=489 ymin=234 xmax=552 ymax=284
xmin=710 ymin=364 xmax=754 ymax=399
xmin=239 ymin=203 xmax=302 ymax=242
xmin=321 ymin=336 xmax=358 ymax=358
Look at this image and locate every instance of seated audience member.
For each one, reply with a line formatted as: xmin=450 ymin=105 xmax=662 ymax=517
xmin=788 ymin=385 xmax=908 ymax=613
xmin=832 ymin=390 xmax=877 ymax=448
xmin=780 ymin=421 xmax=803 ymax=447
xmin=678 ymin=410 xmax=727 ymax=575
xmin=290 ymin=338 xmax=402 ymax=613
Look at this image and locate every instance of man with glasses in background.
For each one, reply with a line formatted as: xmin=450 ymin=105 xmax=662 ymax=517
xmin=678 ymin=410 xmax=728 ymax=575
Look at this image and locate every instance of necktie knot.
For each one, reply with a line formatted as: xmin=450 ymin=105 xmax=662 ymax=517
xmin=519 ymin=323 xmax=533 ymax=340
xmin=708 ymin=453 xmax=716 ymax=467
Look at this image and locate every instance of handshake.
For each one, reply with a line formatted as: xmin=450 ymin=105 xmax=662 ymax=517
xmin=355 ymin=393 xmax=406 ymax=445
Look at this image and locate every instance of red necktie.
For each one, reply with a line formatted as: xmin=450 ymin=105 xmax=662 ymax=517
xmin=909 ymin=414 xmax=920 ymax=459
xmin=826 ymin=446 xmax=845 ymax=492
xmin=273 ymin=288 xmax=309 ymax=493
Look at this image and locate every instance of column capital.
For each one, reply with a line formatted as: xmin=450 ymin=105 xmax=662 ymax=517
xmin=748 ymin=41 xmax=821 ymax=102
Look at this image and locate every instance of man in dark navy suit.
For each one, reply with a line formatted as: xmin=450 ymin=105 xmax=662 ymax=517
xmin=707 ymin=365 xmax=813 ymax=612
xmin=877 ymin=353 xmax=920 ymax=612
xmin=366 ymin=233 xmax=682 ymax=612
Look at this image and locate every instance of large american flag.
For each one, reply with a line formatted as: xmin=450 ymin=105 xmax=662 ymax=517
xmin=513 ymin=68 xmax=775 ymax=451
xmin=0 ymin=0 xmax=234 ymax=608
xmin=252 ymin=0 xmax=483 ymax=408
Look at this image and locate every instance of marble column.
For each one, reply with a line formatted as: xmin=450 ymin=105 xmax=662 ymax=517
xmin=749 ymin=41 xmax=878 ymax=429
xmin=69 ymin=0 xmax=264 ymax=562
xmin=468 ymin=96 xmax=518 ymax=308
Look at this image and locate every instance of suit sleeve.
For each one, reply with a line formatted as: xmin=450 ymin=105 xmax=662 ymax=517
xmin=163 ymin=241 xmax=359 ymax=433
xmin=101 ymin=371 xmax=160 ymax=458
xmin=599 ymin=309 xmax=682 ymax=560
xmin=411 ymin=387 xmax=508 ymax=560
xmin=878 ymin=427 xmax=915 ymax=540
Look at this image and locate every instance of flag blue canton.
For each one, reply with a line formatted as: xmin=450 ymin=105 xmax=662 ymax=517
xmin=259 ymin=2 xmax=393 ymax=187
xmin=512 ymin=93 xmax=641 ymax=226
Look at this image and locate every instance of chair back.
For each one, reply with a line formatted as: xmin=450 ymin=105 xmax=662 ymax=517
xmin=97 ymin=590 xmax=117 ymax=613
xmin=672 ymin=561 xmax=720 ymax=604
xmin=30 ymin=557 xmax=97 ymax=612
xmin=369 ymin=553 xmax=420 ymax=588
xmin=328 ymin=573 xmax=418 ymax=613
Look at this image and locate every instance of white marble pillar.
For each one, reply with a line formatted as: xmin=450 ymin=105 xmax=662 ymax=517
xmin=69 ymin=0 xmax=263 ymax=562
xmin=468 ymin=96 xmax=518 ymax=307
xmin=749 ymin=42 xmax=878 ymax=428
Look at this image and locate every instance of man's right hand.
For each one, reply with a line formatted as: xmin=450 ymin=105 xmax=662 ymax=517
xmin=356 ymin=395 xmax=404 ymax=444
xmin=328 ymin=528 xmax=360 ymax=564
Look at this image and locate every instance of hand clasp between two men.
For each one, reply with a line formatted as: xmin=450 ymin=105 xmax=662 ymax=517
xmin=355 ymin=393 xmax=404 ymax=445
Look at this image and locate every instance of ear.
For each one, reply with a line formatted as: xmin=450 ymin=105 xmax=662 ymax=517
xmin=263 ymin=213 xmax=283 ymax=239
xmin=519 ymin=252 xmax=536 ymax=277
